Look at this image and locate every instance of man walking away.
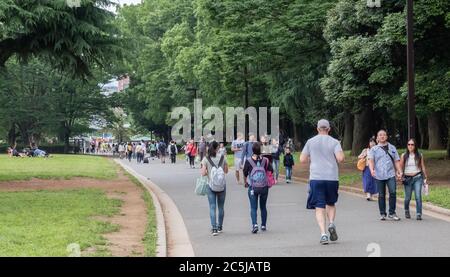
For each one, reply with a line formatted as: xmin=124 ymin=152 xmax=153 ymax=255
xmin=368 ymin=130 xmax=403 ymax=221
xmin=300 ymin=119 xmax=345 ymax=245
xmin=158 ymin=140 xmax=167 ymax=163
xmin=169 ymin=141 xmax=178 ymax=164
xmin=198 ymin=137 xmax=207 ymax=162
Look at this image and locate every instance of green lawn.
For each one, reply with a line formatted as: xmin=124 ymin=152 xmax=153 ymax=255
xmin=0 ymin=189 xmax=121 ymax=257
xmin=0 ymin=154 xmax=117 ymax=181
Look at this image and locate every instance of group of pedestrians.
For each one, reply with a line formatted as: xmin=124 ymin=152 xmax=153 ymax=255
xmin=196 ymin=119 xmax=431 ymax=245
xmin=196 ymin=131 xmax=296 ymax=237
xmin=118 ymin=140 xmax=173 ymax=164
xmin=358 ymin=130 xmax=428 ymax=221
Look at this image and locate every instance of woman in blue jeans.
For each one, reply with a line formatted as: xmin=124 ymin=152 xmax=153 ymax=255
xmin=201 ymin=141 xmax=229 ymax=236
xmin=400 ymin=139 xmax=428 ymax=220
xmin=243 ymin=142 xmax=273 ymax=234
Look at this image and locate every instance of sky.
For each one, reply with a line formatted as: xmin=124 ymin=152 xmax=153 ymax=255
xmin=115 ymin=0 xmax=142 ymax=6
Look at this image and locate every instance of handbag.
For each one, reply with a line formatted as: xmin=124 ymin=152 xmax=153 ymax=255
xmin=267 ymin=171 xmax=276 ymax=187
xmin=195 ymin=176 xmax=209 ymax=196
xmin=357 ymin=158 xmax=366 ymax=171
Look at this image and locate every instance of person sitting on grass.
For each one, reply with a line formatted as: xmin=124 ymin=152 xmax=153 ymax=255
xmin=7 ymin=146 xmax=26 ymax=157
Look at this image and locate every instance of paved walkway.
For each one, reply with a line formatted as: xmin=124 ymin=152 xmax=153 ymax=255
xmin=123 ymin=157 xmax=450 ymax=257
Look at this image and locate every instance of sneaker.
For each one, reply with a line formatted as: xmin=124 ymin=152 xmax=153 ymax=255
xmin=405 ymin=211 xmax=411 ymax=219
xmin=416 ymin=214 xmax=422 ymax=221
xmin=218 ymin=226 xmax=223 ymax=233
xmin=320 ymin=234 xmax=329 ymax=245
xmin=380 ymin=215 xmax=386 ymax=221
xmin=388 ymin=214 xmax=401 ymax=221
xmin=328 ymin=223 xmax=338 ymax=242
xmin=212 ymin=229 xmax=218 ymax=236
xmin=251 ymin=225 xmax=259 ymax=234
xmin=261 ymin=225 xmax=267 ymax=232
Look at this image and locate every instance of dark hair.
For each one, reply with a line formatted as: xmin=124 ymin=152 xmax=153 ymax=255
xmin=252 ymin=142 xmax=261 ymax=155
xmin=404 ymin=138 xmax=421 ymax=169
xmin=368 ymin=137 xmax=376 ymax=148
xmin=208 ymin=141 xmax=219 ymax=157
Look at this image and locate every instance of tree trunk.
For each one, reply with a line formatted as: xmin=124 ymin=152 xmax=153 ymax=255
xmin=428 ymin=112 xmax=445 ymax=150
xmin=446 ymin=118 xmax=450 ymax=159
xmin=417 ymin=117 xmax=428 ymax=149
xmin=343 ymin=113 xmax=354 ymax=151
xmin=351 ymin=108 xmax=373 ymax=156
xmin=7 ymin=123 xmax=16 ymax=146
xmin=63 ymin=125 xmax=71 ymax=154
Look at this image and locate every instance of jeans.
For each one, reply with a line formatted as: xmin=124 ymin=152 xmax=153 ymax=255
xmin=285 ymin=166 xmax=292 ymax=180
xmin=404 ymin=174 xmax=423 ymax=215
xmin=189 ymin=155 xmax=195 ymax=167
xmin=248 ymin=187 xmax=269 ymax=226
xmin=272 ymin=160 xmax=280 ymax=180
xmin=170 ymin=154 xmax=176 ymax=164
xmin=206 ymin=187 xmax=226 ymax=229
xmin=136 ymin=153 xmax=143 ymax=163
xmin=375 ymin=177 xmax=397 ymax=216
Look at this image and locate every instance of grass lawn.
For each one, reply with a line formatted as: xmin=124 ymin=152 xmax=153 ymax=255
xmin=0 ymin=189 xmax=121 ymax=257
xmin=0 ymin=154 xmax=117 ymax=181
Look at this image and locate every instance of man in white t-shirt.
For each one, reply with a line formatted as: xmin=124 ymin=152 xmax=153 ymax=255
xmin=231 ymin=132 xmax=245 ymax=184
xmin=300 ymin=119 xmax=345 ymax=245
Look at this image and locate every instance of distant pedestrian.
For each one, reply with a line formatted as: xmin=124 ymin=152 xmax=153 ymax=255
xmin=368 ymin=129 xmax=403 ymax=221
xmin=158 ymin=140 xmax=167 ymax=163
xmin=218 ymin=142 xmax=227 ymax=158
xmin=271 ymin=138 xmax=283 ymax=182
xmin=358 ymin=138 xmax=378 ymax=201
xmin=186 ymin=139 xmax=197 ymax=168
xmin=126 ymin=142 xmax=133 ymax=162
xmin=240 ymin=133 xmax=257 ymax=168
xmin=198 ymin=137 xmax=207 ymax=162
xmin=300 ymin=119 xmax=345 ymax=245
xmin=169 ymin=141 xmax=178 ymax=164
xmin=283 ymin=147 xmax=294 ymax=183
xmin=400 ymin=138 xmax=428 ymax=220
xmin=231 ymin=132 xmax=245 ymax=185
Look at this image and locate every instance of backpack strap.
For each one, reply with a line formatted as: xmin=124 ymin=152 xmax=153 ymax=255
xmin=247 ymin=157 xmax=257 ymax=168
xmin=207 ymin=156 xmax=217 ymax=168
xmin=218 ymin=155 xmax=224 ymax=168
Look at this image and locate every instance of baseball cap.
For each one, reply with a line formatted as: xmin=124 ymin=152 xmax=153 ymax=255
xmin=317 ymin=119 xmax=330 ymax=129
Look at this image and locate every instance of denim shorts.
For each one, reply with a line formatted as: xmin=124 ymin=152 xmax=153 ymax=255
xmin=307 ymin=180 xmax=339 ymax=209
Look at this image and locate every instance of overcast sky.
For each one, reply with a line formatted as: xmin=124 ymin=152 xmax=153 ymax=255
xmin=115 ymin=0 xmax=142 ymax=6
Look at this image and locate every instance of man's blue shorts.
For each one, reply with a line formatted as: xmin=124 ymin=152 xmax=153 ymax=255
xmin=306 ymin=180 xmax=339 ymax=209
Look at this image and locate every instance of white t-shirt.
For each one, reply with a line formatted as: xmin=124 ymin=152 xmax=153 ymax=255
xmin=302 ymin=134 xmax=343 ymax=181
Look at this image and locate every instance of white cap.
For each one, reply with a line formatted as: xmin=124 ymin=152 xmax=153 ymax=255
xmin=317 ymin=119 xmax=330 ymax=129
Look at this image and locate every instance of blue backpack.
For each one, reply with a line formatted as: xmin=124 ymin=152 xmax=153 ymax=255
xmin=247 ymin=157 xmax=269 ymax=194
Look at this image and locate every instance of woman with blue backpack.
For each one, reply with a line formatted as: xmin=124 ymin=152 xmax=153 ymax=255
xmin=243 ymin=142 xmax=274 ymax=234
xmin=200 ymin=141 xmax=229 ymax=236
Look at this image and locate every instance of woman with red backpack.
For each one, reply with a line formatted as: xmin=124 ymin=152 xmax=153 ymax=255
xmin=243 ymin=142 xmax=274 ymax=234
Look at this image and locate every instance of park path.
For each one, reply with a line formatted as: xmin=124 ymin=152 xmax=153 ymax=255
xmin=123 ymin=157 xmax=450 ymax=257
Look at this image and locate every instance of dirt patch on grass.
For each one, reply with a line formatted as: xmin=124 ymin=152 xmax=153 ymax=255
xmin=0 ymin=170 xmax=147 ymax=257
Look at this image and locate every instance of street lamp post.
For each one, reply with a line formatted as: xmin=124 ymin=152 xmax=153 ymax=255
xmin=406 ymin=0 xmax=416 ymax=139
xmin=367 ymin=0 xmax=416 ymax=139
